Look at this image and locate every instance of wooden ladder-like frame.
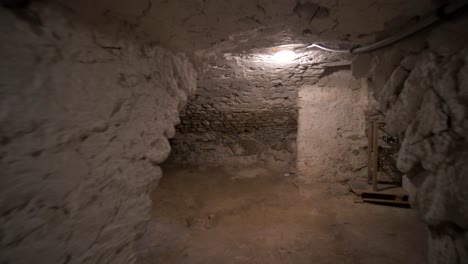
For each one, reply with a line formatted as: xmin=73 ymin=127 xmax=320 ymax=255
xmin=367 ymin=121 xmax=383 ymax=191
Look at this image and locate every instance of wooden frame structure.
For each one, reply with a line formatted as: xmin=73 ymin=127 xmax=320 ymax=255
xmin=368 ymin=121 xmax=383 ymax=191
xmin=350 ymin=121 xmax=409 ymax=205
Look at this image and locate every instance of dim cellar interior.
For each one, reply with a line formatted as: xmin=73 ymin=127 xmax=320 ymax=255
xmin=1 ymin=0 xmax=468 ymax=263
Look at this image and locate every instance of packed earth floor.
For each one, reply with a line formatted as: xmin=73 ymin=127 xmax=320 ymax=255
xmin=137 ymin=164 xmax=427 ymax=264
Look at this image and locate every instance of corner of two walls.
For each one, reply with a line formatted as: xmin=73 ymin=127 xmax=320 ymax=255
xmin=0 ymin=3 xmax=196 ymax=264
xmin=169 ymin=57 xmax=373 ymax=182
xmin=351 ymin=15 xmax=468 ymax=263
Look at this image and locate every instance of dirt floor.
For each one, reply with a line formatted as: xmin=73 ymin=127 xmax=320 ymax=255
xmin=137 ymin=164 xmax=427 ymax=264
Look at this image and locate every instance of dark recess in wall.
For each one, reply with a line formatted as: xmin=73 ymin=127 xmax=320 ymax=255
xmin=2 ymin=0 xmax=43 ymax=30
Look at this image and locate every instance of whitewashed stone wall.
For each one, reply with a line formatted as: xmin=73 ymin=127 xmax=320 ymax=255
xmin=0 ymin=4 xmax=196 ymax=264
xmin=297 ymin=69 xmax=369 ymax=183
xmin=352 ymin=15 xmax=468 ymax=264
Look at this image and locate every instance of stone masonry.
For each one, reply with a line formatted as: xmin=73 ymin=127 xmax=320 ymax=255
xmin=169 ymin=51 xmax=351 ymax=171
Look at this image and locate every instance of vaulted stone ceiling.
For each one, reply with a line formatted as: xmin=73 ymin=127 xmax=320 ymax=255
xmin=59 ymin=0 xmax=435 ymax=54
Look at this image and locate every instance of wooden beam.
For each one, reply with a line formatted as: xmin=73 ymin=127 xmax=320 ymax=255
xmin=372 ymin=121 xmax=379 ymax=191
xmin=367 ymin=121 xmax=373 ymax=184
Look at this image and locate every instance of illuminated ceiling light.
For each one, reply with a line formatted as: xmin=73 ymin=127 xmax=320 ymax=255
xmin=272 ymin=50 xmax=296 ymax=62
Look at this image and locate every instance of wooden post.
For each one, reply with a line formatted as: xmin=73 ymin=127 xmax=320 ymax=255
xmin=372 ymin=121 xmax=379 ymax=191
xmin=367 ymin=122 xmax=373 ymax=184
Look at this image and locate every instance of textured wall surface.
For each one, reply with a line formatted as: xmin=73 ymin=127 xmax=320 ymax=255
xmin=352 ymin=15 xmax=468 ymax=263
xmin=297 ymin=70 xmax=369 ymax=183
xmin=60 ymin=0 xmax=435 ymax=53
xmin=0 ymin=4 xmax=196 ymax=264
xmin=169 ymin=64 xmax=297 ymax=170
xmin=169 ymin=52 xmax=350 ymax=171
xmin=1 ymin=0 xmax=461 ymax=262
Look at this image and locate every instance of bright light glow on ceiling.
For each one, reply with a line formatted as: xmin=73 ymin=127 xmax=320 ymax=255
xmin=272 ymin=50 xmax=296 ymax=62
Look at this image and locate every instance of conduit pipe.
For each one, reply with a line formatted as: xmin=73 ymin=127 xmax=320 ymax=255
xmin=306 ymin=0 xmax=468 ymax=54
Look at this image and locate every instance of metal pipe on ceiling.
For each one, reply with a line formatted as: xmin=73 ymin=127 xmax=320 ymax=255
xmin=305 ymin=0 xmax=468 ymax=54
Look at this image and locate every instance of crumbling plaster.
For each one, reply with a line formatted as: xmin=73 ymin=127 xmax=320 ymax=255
xmin=352 ymin=14 xmax=468 ymax=263
xmin=297 ymin=69 xmax=369 ymax=183
xmin=0 ymin=3 xmax=196 ymax=263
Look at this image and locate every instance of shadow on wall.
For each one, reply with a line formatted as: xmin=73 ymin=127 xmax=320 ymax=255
xmin=167 ymin=121 xmax=297 ymax=172
xmin=167 ymin=63 xmax=300 ymax=172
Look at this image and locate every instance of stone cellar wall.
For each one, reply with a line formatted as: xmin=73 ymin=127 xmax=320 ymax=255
xmin=170 ymin=75 xmax=298 ymax=170
xmin=0 ymin=4 xmax=196 ymax=264
xmin=352 ymin=14 xmax=468 ymax=264
xmin=169 ymin=53 xmax=350 ymax=171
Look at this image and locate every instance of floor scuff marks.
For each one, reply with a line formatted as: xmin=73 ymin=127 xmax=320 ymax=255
xmin=137 ymin=165 xmax=427 ymax=264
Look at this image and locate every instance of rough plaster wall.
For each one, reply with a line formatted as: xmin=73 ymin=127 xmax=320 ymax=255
xmin=352 ymin=15 xmax=468 ymax=263
xmin=0 ymin=4 xmax=196 ymax=264
xmin=297 ymin=70 xmax=368 ymax=183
